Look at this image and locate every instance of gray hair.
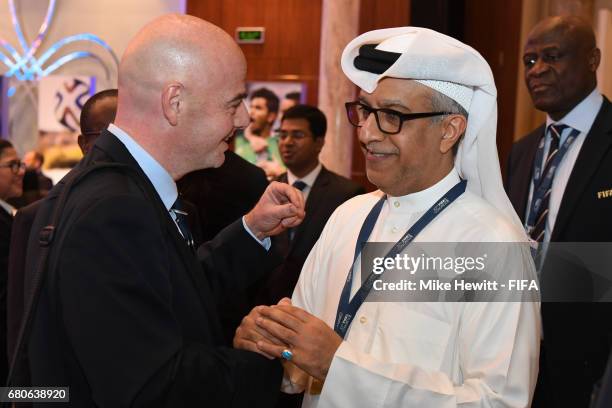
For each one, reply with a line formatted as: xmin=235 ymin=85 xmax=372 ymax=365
xmin=429 ymin=89 xmax=468 ymax=155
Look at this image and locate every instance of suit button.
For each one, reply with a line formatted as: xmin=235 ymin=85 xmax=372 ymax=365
xmin=394 ymin=201 xmax=400 ymax=208
xmin=359 ymin=316 xmax=367 ymax=324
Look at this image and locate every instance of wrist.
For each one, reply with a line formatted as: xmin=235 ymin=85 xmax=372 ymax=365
xmin=244 ymin=213 xmax=266 ymax=240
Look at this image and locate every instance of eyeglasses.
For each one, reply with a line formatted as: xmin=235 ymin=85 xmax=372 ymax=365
xmin=0 ymin=160 xmax=26 ymax=174
xmin=345 ymin=101 xmax=452 ymax=135
xmin=277 ymin=129 xmax=310 ymax=141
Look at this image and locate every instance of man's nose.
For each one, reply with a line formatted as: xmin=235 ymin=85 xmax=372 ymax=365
xmin=358 ymin=113 xmax=385 ymax=145
xmin=527 ymin=58 xmax=549 ymax=77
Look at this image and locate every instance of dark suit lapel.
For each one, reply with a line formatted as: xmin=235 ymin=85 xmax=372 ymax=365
xmin=94 ymin=131 xmax=212 ymax=308
xmin=552 ymin=98 xmax=612 ymax=240
xmin=291 ymin=167 xmax=330 ymax=247
xmin=514 ymin=127 xmax=543 ymax=221
xmin=0 ymin=206 xmax=12 ymax=224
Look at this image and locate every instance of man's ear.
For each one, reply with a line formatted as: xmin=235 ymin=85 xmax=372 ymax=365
xmin=589 ymin=47 xmax=601 ymax=72
xmin=439 ymin=114 xmax=467 ymax=154
xmin=267 ymin=111 xmax=278 ymax=126
xmin=162 ymin=82 xmax=183 ymax=126
xmin=77 ymin=134 xmax=85 ymax=152
xmin=314 ymin=135 xmax=325 ymax=153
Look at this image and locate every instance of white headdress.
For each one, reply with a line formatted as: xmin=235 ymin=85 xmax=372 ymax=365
xmin=341 ymin=26 xmax=524 ymax=232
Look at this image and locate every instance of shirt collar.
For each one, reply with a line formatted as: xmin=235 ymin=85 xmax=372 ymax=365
xmin=386 ymin=168 xmax=461 ymax=213
xmin=546 ymin=88 xmax=603 ymax=134
xmin=107 ymin=124 xmax=177 ymax=211
xmin=287 ymin=163 xmax=322 ymax=188
xmin=0 ymin=199 xmax=16 ymax=216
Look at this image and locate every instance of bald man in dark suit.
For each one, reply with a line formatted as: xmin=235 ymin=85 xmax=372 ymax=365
xmin=505 ymin=16 xmax=612 ymax=407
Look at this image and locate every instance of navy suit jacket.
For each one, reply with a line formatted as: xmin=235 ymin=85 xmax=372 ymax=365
xmin=505 ymin=97 xmax=612 ymax=408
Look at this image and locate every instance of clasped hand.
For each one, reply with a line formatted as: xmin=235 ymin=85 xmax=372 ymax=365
xmin=234 ymin=298 xmax=342 ymax=381
xmin=244 ymin=181 xmax=305 ymax=239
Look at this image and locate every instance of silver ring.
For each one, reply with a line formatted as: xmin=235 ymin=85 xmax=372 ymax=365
xmin=281 ymin=349 xmax=294 ymax=361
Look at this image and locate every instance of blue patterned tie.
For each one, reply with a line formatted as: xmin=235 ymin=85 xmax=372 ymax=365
xmin=171 ymin=197 xmax=195 ymax=251
xmin=529 ymin=124 xmax=572 ymax=242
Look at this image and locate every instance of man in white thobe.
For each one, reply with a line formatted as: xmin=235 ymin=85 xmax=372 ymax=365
xmin=234 ymin=27 xmax=541 ymax=408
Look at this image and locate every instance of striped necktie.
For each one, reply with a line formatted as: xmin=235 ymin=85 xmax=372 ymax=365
xmin=528 ymin=124 xmax=571 ymax=242
xmin=171 ymin=197 xmax=195 ymax=251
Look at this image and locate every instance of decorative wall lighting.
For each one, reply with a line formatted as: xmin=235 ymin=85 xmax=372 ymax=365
xmin=0 ymin=0 xmax=118 ymax=95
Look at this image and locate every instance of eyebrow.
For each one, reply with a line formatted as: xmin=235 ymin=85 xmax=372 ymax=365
xmin=227 ymin=92 xmax=248 ymax=106
xmin=540 ymin=46 xmax=562 ymax=53
xmin=524 ymin=44 xmax=562 ymax=55
xmin=358 ymin=95 xmax=411 ymax=112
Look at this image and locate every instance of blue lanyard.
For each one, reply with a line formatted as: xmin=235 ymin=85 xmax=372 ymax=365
xmin=525 ymin=127 xmax=579 ymax=233
xmin=334 ymin=179 xmax=467 ymax=338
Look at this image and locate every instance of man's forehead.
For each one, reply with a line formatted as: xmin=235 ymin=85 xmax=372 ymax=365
xmin=525 ymin=23 xmax=573 ymax=49
xmin=281 ymin=118 xmax=309 ymax=129
xmin=0 ymin=148 xmax=17 ymax=160
xmin=250 ymin=97 xmax=267 ymax=104
xmin=226 ymin=88 xmax=247 ymax=102
xmin=359 ymin=78 xmax=431 ymax=103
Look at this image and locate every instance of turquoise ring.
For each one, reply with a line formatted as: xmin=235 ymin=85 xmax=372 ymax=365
xmin=281 ymin=349 xmax=294 ymax=361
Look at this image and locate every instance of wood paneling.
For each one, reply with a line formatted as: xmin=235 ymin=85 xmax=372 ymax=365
xmin=463 ymin=0 xmax=523 ymax=173
xmin=358 ymin=0 xmax=411 ymax=34
xmin=188 ymin=0 xmax=412 ymax=188
xmin=187 ymin=0 xmax=322 ymax=105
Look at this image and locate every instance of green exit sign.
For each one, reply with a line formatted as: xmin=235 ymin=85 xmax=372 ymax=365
xmin=236 ymin=27 xmax=265 ymax=44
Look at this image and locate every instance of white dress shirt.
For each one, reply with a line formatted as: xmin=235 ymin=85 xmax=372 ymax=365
xmin=284 ymin=169 xmax=541 ymax=407
xmin=0 ymin=199 xmax=16 ymax=217
xmin=525 ymin=89 xmax=603 ymax=242
xmin=286 ymin=163 xmax=322 ymax=203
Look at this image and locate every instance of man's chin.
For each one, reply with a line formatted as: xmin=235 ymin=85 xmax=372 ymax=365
xmin=365 ymin=171 xmax=385 ymax=191
xmin=531 ymin=96 xmax=560 ymax=113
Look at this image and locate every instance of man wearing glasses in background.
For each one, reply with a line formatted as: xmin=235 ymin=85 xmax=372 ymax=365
xmin=254 ymin=104 xmax=364 ymax=408
xmin=256 ymin=103 xmax=364 ymax=318
xmin=235 ymin=27 xmax=540 ymax=407
xmin=0 ymin=139 xmax=26 ymax=385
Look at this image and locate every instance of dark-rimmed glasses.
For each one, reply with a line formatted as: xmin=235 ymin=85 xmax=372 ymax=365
xmin=345 ymin=101 xmax=452 ymax=135
xmin=0 ymin=160 xmax=26 ymax=174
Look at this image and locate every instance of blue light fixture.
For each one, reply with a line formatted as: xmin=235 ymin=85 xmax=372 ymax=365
xmin=0 ymin=0 xmax=118 ymax=94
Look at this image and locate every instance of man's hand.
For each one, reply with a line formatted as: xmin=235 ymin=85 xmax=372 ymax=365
xmin=255 ymin=298 xmax=342 ymax=381
xmin=233 ymin=305 xmax=288 ymax=359
xmin=244 ymin=181 xmax=305 ymax=239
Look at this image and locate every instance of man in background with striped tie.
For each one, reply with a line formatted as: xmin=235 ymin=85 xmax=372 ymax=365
xmin=505 ymin=15 xmax=612 ymax=408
